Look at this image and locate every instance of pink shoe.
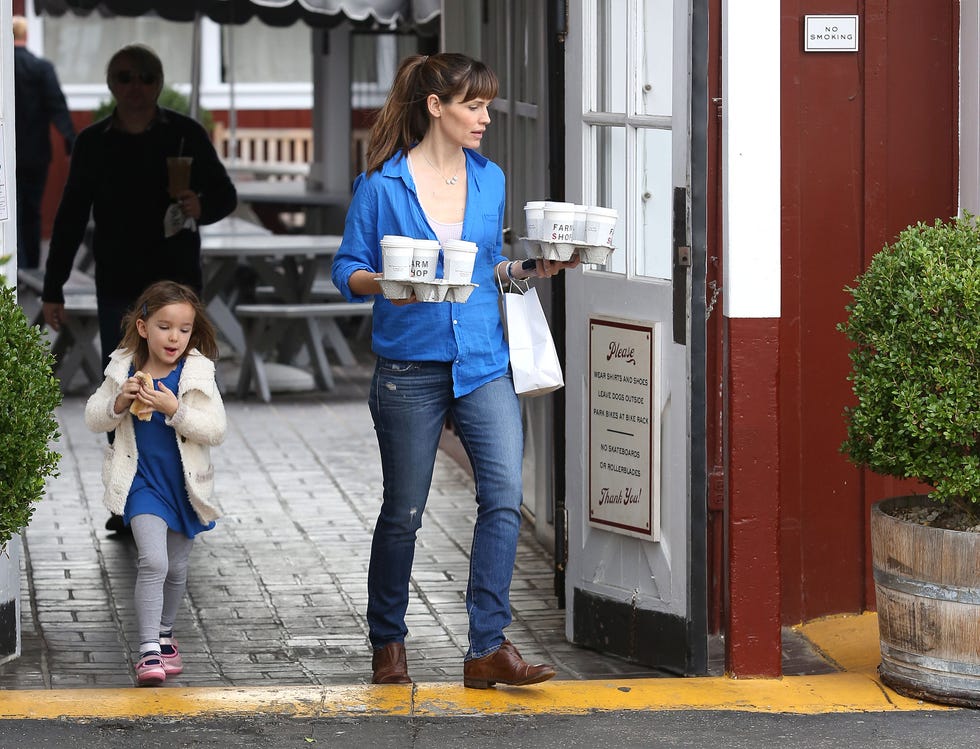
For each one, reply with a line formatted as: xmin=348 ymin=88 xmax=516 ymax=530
xmin=159 ymin=636 xmax=183 ymax=676
xmin=135 ymin=653 xmax=166 ymax=686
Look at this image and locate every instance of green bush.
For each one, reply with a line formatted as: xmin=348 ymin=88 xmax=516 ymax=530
xmin=0 ymin=272 xmax=62 ymax=549
xmin=93 ymin=85 xmax=214 ymax=131
xmin=839 ymin=214 xmax=980 ymax=509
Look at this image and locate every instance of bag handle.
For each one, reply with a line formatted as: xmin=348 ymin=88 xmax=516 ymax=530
xmin=496 ymin=262 xmax=530 ymax=295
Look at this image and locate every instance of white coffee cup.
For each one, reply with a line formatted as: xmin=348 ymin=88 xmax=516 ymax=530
xmin=411 ymin=239 xmax=441 ymax=282
xmin=543 ymin=201 xmax=576 ymax=242
xmin=524 ymin=201 xmax=546 ymax=240
xmin=442 ymin=239 xmax=479 ymax=284
xmin=585 ymin=206 xmax=619 ymax=247
xmin=572 ymin=204 xmax=588 ymax=242
xmin=380 ymin=235 xmax=414 ymax=281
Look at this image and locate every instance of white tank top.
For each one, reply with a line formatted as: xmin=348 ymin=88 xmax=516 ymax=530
xmin=408 ymin=154 xmax=464 ymax=244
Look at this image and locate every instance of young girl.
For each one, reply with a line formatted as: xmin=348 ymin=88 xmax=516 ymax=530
xmin=85 ymin=280 xmax=226 ymax=686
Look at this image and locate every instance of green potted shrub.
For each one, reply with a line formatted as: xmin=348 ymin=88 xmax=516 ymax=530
xmin=0 ymin=266 xmax=63 ymax=663
xmin=839 ymin=214 xmax=980 ymax=708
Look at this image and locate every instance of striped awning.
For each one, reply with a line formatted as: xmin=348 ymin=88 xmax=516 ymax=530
xmin=33 ymin=0 xmax=440 ymax=29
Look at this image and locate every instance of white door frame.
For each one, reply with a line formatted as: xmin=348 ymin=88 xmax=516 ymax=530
xmin=561 ymin=0 xmax=709 ymax=673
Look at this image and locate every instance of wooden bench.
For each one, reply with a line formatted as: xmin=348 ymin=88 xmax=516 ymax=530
xmin=213 ymin=123 xmax=313 ymax=230
xmin=212 ymin=123 xmax=313 ymax=175
xmin=214 ymin=123 xmax=370 ymax=178
xmin=233 ymin=302 xmax=372 ymax=402
xmin=17 ymin=269 xmax=102 ymax=392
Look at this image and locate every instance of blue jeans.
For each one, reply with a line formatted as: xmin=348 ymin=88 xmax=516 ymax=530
xmin=367 ymin=358 xmax=524 ymax=659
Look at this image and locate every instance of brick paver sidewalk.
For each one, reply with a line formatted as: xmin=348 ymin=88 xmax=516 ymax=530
xmin=2 ymin=381 xmax=664 ymax=689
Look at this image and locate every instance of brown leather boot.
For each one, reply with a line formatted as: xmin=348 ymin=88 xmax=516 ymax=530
xmin=463 ymin=640 xmax=556 ymax=689
xmin=371 ymin=642 xmax=412 ymax=684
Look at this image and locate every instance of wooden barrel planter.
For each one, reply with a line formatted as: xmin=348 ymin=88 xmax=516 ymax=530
xmin=871 ymin=496 xmax=980 ymax=708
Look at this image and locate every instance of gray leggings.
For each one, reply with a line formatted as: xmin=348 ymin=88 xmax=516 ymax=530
xmin=130 ymin=514 xmax=195 ymax=645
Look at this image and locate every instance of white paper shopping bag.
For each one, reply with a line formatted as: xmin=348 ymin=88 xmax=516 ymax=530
xmin=501 ymin=282 xmax=564 ymax=397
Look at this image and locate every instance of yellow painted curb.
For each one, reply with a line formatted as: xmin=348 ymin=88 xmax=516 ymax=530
xmin=0 ymin=612 xmax=958 ymax=720
xmin=415 ymin=673 xmax=948 ymax=715
xmin=0 ymin=673 xmax=952 ymax=720
xmin=797 ymin=612 xmax=882 ymax=673
xmin=0 ymin=685 xmax=412 ymax=720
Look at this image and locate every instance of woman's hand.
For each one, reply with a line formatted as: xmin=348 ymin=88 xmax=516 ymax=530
xmin=535 ymin=256 xmax=582 ymax=278
xmin=389 ymin=293 xmax=418 ymax=306
xmin=349 ymin=270 xmax=419 ymax=304
xmin=503 ymin=256 xmax=582 ymax=282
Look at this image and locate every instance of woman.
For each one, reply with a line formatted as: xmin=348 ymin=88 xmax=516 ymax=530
xmin=331 ymin=53 xmax=578 ymax=689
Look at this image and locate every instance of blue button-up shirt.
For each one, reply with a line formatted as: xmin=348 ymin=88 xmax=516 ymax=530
xmin=331 ymin=148 xmax=510 ymax=398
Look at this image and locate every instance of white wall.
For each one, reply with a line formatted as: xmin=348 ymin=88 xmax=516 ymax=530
xmin=721 ymin=1 xmax=781 ymax=319
xmin=962 ymin=1 xmax=980 ymax=215
xmin=1 ymin=0 xmax=17 ymax=282
xmin=24 ymin=5 xmax=314 ymax=112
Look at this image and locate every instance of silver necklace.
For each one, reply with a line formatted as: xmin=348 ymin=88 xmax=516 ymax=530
xmin=419 ymin=150 xmax=461 ymax=186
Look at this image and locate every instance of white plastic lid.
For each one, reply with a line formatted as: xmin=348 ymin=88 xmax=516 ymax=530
xmin=587 ymin=206 xmax=619 ymax=219
xmin=524 ymin=200 xmax=547 ymax=209
xmin=543 ymin=201 xmax=576 ymax=211
xmin=412 ymin=239 xmax=442 ymax=250
xmin=442 ymin=239 xmax=479 ymax=252
xmin=380 ymin=234 xmax=414 ymax=245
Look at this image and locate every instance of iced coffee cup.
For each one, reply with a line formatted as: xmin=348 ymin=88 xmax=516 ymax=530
xmin=442 ymin=239 xmax=479 ymax=284
xmin=380 ymin=235 xmax=415 ymax=281
xmin=167 ymin=156 xmax=193 ymax=199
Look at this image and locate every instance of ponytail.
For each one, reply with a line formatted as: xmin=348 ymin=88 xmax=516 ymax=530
xmin=365 ymin=55 xmax=429 ymax=174
xmin=364 ymin=53 xmax=499 ymax=175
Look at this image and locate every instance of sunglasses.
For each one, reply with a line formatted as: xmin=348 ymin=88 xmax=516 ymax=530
xmin=113 ymin=70 xmax=158 ymax=86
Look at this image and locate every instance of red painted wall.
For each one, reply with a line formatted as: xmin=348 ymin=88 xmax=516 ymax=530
xmin=778 ymin=1 xmax=958 ymax=623
xmin=725 ymin=317 xmax=782 ymax=676
xmin=40 ymin=113 xmax=90 ymax=242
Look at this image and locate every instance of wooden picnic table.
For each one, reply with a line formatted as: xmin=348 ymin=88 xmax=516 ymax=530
xmin=200 ymin=233 xmax=366 ymax=400
xmin=17 ymin=268 xmax=101 ymax=392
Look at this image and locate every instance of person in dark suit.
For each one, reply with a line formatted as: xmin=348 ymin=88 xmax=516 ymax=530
xmin=13 ymin=15 xmax=76 ymax=269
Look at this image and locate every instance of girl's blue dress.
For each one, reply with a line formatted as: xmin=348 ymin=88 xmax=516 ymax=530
xmin=123 ymin=360 xmax=214 ymax=538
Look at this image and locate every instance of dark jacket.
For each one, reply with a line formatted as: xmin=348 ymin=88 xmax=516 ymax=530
xmin=43 ymin=108 xmax=237 ymax=304
xmin=14 ymin=46 xmax=75 ymax=170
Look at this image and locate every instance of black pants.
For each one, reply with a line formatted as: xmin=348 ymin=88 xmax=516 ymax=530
xmin=16 ymin=164 xmax=48 ymax=269
xmin=97 ymin=295 xmax=135 ymax=373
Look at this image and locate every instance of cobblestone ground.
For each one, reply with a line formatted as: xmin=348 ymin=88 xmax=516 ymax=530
xmin=1 ymin=353 xmax=832 ymax=690
xmin=1 ymin=357 xmax=679 ymax=689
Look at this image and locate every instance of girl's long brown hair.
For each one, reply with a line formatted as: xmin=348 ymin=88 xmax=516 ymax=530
xmin=365 ymin=53 xmax=499 ymax=174
xmin=118 ymin=281 xmax=219 ymax=370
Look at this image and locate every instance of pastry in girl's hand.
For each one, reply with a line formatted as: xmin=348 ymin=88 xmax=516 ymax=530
xmin=129 ymin=371 xmax=155 ymax=421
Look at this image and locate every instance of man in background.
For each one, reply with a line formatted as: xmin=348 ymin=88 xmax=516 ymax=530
xmin=13 ymin=15 xmax=76 ymax=269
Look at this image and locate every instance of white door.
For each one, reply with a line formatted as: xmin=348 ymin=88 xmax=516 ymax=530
xmin=563 ymin=0 xmax=708 ymax=673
